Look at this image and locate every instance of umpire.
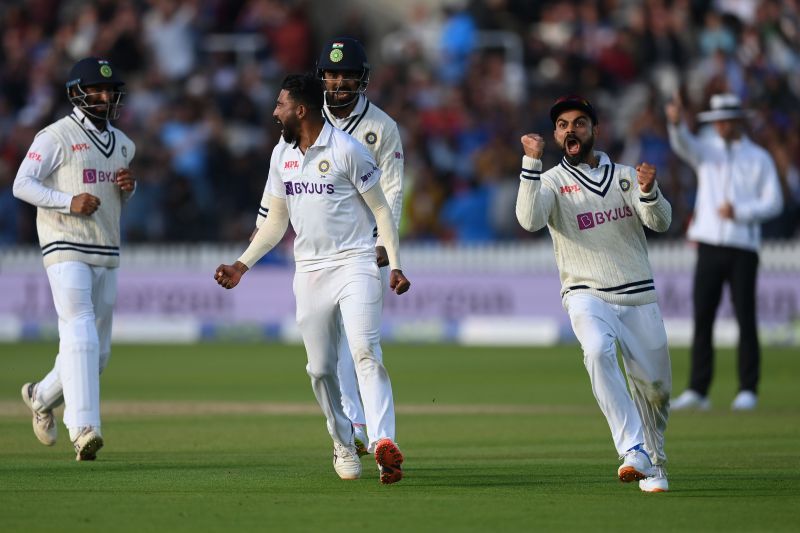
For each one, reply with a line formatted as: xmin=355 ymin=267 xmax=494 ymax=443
xmin=665 ymin=93 xmax=783 ymax=411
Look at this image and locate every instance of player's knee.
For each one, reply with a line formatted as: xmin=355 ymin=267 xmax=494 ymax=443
xmin=352 ymin=346 xmax=382 ymax=373
xmin=306 ymin=362 xmax=336 ymax=381
xmin=581 ymin=338 xmax=616 ymax=368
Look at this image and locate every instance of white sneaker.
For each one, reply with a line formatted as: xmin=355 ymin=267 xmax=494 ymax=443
xmin=618 ymin=444 xmax=653 ymax=482
xmin=72 ymin=427 xmax=103 ymax=461
xmin=353 ymin=424 xmax=369 ymax=457
xmin=731 ymin=391 xmax=757 ymax=411
xmin=639 ymin=465 xmax=669 ymax=493
xmin=671 ymin=389 xmax=711 ymax=411
xmin=333 ymin=442 xmax=361 ymax=480
xmin=21 ymin=383 xmax=57 ymax=446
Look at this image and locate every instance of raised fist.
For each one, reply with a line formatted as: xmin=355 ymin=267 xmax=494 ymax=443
xmin=521 ymin=134 xmax=545 ymax=160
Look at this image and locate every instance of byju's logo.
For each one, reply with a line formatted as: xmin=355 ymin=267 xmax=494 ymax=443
xmin=285 ymin=181 xmax=334 ymax=196
xmin=83 ymin=169 xmax=97 ymax=183
xmin=577 ymin=212 xmax=595 ymax=230
xmin=577 ymin=206 xmax=634 ymax=230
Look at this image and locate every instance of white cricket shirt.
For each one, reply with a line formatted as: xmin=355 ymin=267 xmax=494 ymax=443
xmin=268 ymin=121 xmax=382 ymax=272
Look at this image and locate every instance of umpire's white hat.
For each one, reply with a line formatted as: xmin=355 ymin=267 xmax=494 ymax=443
xmin=697 ymin=93 xmax=749 ymax=122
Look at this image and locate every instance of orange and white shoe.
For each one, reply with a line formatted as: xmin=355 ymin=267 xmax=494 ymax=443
xmin=374 ymin=438 xmax=404 ymax=485
xmin=618 ymin=444 xmax=653 ymax=482
xmin=640 ymin=466 xmax=669 ymax=493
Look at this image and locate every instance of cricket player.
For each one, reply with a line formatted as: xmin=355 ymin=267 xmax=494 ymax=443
xmin=254 ymin=38 xmax=405 ymax=456
xmin=14 ymin=57 xmax=136 ymax=461
xmin=515 ymin=95 xmax=672 ymax=492
xmin=216 ymin=73 xmax=409 ymax=484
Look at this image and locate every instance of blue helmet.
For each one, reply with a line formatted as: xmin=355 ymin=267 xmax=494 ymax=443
xmin=65 ymin=57 xmax=125 ymax=121
xmin=316 ymin=37 xmax=370 ymax=108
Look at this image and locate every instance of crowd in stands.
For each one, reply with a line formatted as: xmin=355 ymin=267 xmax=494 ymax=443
xmin=1 ymin=0 xmax=798 ymax=246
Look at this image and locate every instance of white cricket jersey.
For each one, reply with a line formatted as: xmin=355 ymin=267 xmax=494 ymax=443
xmin=268 ymin=121 xmax=382 ymax=272
xmin=256 ymin=96 xmax=404 ymax=244
xmin=667 ymin=123 xmax=782 ymax=251
xmin=516 ymin=151 xmax=672 ymax=306
xmin=13 ymin=107 xmax=136 ymax=268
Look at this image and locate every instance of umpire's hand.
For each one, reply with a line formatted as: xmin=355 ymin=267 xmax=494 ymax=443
xmin=70 ymin=193 xmax=101 ymax=216
xmin=390 ymin=269 xmax=411 ymax=295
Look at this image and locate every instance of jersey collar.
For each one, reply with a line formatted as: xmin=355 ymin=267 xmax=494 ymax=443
xmin=71 ymin=106 xmax=109 ymax=134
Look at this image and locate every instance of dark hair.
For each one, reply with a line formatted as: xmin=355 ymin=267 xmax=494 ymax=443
xmin=281 ymin=73 xmax=324 ymax=113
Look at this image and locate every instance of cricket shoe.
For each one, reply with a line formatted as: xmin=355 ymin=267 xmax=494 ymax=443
xmin=671 ymin=389 xmax=711 ymax=411
xmin=618 ymin=444 xmax=653 ymax=482
xmin=353 ymin=424 xmax=369 ymax=457
xmin=333 ymin=441 xmax=361 ymax=480
xmin=72 ymin=427 xmax=103 ymax=461
xmin=375 ymin=438 xmax=404 ymax=485
xmin=639 ymin=465 xmax=669 ymax=493
xmin=731 ymin=391 xmax=757 ymax=411
xmin=21 ymin=382 xmax=57 ymax=446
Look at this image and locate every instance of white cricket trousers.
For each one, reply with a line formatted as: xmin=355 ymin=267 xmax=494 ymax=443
xmin=294 ymin=261 xmax=396 ymax=451
xmin=335 ymin=265 xmax=389 ymax=432
xmin=35 ymin=261 xmax=117 ymax=435
xmin=565 ymin=293 xmax=671 ymax=465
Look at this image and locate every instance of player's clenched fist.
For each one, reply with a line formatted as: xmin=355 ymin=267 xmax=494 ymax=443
xmin=521 ymin=134 xmax=545 ymax=160
xmin=389 ymin=269 xmax=411 ymax=295
xmin=115 ymin=168 xmax=135 ymax=192
xmin=70 ymin=192 xmax=101 ymax=215
xmin=636 ymin=162 xmax=657 ymax=194
xmin=215 ymin=261 xmax=249 ymax=290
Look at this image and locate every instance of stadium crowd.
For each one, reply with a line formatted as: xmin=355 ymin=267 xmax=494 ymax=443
xmin=1 ymin=0 xmax=798 ymax=245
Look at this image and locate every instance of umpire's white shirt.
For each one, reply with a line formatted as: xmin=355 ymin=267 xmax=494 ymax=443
xmin=668 ymin=123 xmax=782 ymax=251
xmin=268 ymin=121 xmax=382 ymax=272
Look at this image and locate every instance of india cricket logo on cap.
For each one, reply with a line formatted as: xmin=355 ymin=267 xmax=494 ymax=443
xmin=100 ymin=64 xmax=113 ymax=78
xmin=330 ymin=42 xmax=344 ymax=63
xmin=318 ymin=159 xmax=331 ymax=174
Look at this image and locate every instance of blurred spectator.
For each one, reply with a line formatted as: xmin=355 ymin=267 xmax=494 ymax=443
xmin=0 ymin=0 xmax=798 ymax=246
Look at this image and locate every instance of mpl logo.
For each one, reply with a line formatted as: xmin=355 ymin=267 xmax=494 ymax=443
xmin=83 ymin=169 xmax=97 ymax=183
xmin=284 ymin=160 xmax=299 ymax=170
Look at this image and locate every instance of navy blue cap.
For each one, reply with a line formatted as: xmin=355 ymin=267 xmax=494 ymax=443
xmin=550 ymin=95 xmax=598 ymax=125
xmin=317 ymin=37 xmax=370 ymax=73
xmin=66 ymin=57 xmax=124 ymax=89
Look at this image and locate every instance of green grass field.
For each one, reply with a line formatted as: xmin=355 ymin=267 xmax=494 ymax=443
xmin=1 ymin=342 xmax=798 ymax=532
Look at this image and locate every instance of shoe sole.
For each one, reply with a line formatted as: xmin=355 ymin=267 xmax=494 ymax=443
xmin=618 ymin=466 xmax=648 ymax=483
xmin=375 ymin=439 xmax=403 ymax=485
xmin=76 ymin=435 xmax=104 ymax=461
xmin=641 ymin=488 xmax=669 ymax=493
xmin=21 ymin=383 xmax=57 ymax=447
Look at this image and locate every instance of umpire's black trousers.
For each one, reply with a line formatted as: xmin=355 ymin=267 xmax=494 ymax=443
xmin=689 ymin=243 xmax=760 ymax=396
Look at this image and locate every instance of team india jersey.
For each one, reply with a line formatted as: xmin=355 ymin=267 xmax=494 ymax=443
xmin=268 ymin=121 xmax=382 ymax=272
xmin=323 ymin=95 xmax=404 ymax=237
xmin=17 ymin=108 xmax=135 ymax=268
xmin=517 ymin=151 xmax=672 ymax=306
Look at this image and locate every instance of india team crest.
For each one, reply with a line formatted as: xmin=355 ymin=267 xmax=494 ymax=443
xmin=100 ymin=65 xmax=113 ymax=78
xmin=121 ymin=146 xmax=128 ymax=157
xmin=619 ymin=178 xmax=631 ymax=192
xmin=365 ymin=132 xmax=377 ymax=145
xmin=318 ymin=159 xmax=331 ymax=173
xmin=330 ymin=49 xmax=343 ymax=63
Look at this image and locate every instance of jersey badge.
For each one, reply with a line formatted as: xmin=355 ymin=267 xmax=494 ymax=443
xmin=619 ymin=178 xmax=631 ymax=192
xmin=318 ymin=159 xmax=331 ymax=174
xmin=365 ymin=132 xmax=377 ymax=145
xmin=121 ymin=146 xmax=128 ymax=157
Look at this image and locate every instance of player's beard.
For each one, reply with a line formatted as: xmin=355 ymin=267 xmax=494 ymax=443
xmin=561 ymin=133 xmax=595 ymax=166
xmin=280 ymin=115 xmax=300 ymax=144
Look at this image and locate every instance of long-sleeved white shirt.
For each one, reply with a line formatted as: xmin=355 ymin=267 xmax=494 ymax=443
xmin=667 ymin=123 xmax=782 ymax=251
xmin=516 ymin=151 xmax=672 ymax=306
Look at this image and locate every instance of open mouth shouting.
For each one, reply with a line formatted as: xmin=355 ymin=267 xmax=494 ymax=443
xmin=565 ymin=135 xmax=581 ymax=156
